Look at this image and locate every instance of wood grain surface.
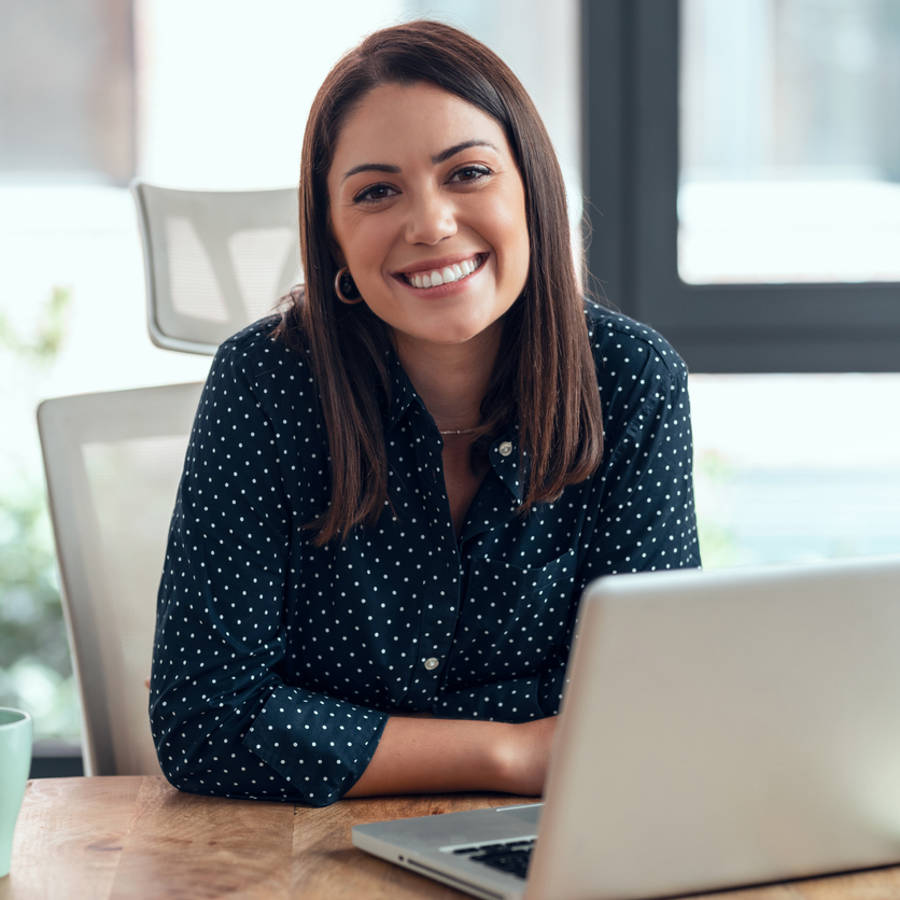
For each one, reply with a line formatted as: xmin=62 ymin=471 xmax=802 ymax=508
xmin=2 ymin=777 xmax=900 ymax=899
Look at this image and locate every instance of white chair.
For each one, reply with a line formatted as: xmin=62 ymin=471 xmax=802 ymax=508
xmin=131 ymin=180 xmax=301 ymax=355
xmin=37 ymin=382 xmax=203 ymax=775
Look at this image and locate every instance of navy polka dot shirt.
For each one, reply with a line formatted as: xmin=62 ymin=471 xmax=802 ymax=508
xmin=149 ymin=301 xmax=701 ymax=806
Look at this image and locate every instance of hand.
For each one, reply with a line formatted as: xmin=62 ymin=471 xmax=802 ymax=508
xmin=494 ymin=716 xmax=558 ymax=796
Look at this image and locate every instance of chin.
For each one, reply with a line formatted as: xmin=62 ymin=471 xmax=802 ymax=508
xmin=424 ymin=308 xmax=508 ymax=345
xmin=427 ymin=322 xmax=493 ymax=346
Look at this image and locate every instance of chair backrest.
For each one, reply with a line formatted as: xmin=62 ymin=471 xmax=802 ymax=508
xmin=37 ymin=382 xmax=204 ymax=775
xmin=131 ymin=180 xmax=301 ymax=354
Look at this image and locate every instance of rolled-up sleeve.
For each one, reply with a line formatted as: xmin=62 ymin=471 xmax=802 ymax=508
xmin=149 ymin=340 xmax=388 ymax=806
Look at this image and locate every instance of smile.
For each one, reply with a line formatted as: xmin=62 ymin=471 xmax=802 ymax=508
xmin=398 ymin=254 xmax=486 ymax=289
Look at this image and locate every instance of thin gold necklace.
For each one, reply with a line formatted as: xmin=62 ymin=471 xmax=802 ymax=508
xmin=438 ymin=427 xmax=479 ymax=436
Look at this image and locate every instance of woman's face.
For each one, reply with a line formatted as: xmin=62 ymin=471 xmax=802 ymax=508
xmin=326 ymin=81 xmax=530 ymax=352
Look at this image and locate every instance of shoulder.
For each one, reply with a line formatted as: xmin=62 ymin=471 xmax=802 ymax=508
xmin=582 ymin=301 xmax=691 ymax=441
xmin=583 ymin=299 xmax=689 ymax=389
xmin=212 ymin=313 xmax=315 ymax=391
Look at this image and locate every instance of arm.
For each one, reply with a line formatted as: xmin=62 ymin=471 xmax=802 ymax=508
xmin=585 ymin=339 xmax=702 ymax=577
xmin=345 ymin=714 xmax=557 ymax=798
xmin=150 ymin=337 xmax=388 ymax=806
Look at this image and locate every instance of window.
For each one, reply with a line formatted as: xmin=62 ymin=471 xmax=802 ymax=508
xmin=582 ymin=0 xmax=900 ymax=373
xmin=680 ymin=0 xmax=900 ymax=285
xmin=582 ymin=0 xmax=900 ymax=573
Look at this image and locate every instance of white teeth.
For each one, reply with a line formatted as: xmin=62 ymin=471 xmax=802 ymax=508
xmin=407 ymin=256 xmax=481 ymax=289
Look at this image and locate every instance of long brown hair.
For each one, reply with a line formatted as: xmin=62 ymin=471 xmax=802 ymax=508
xmin=274 ymin=20 xmax=603 ymax=544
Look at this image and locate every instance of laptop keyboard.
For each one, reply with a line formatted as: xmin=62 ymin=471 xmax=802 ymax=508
xmin=451 ymin=838 xmax=535 ymax=880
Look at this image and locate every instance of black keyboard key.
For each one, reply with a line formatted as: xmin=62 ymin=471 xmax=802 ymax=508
xmin=469 ymin=844 xmax=533 ymax=879
xmin=477 ymin=853 xmax=530 ymax=878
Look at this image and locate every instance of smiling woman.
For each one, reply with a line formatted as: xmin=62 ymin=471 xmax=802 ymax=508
xmin=327 ymin=81 xmax=530 ymax=355
xmin=149 ymin=20 xmax=701 ymax=808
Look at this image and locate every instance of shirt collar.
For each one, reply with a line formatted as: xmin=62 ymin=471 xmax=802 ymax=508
xmin=383 ymin=346 xmax=421 ymax=428
xmin=383 ymin=347 xmax=527 ymax=504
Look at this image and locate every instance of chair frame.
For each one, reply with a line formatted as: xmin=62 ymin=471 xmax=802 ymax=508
xmin=130 ymin=179 xmax=298 ymax=355
xmin=37 ymin=382 xmax=203 ymax=775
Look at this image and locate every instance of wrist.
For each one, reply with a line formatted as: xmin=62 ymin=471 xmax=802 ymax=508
xmin=487 ymin=721 xmax=522 ymax=792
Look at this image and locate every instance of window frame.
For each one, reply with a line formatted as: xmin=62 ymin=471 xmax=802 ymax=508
xmin=581 ymin=0 xmax=900 ymax=373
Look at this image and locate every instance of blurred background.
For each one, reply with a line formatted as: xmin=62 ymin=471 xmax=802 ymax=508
xmin=1 ymin=0 xmax=898 ymax=763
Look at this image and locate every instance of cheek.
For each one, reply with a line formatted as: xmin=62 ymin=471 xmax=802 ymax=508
xmin=492 ymin=188 xmax=530 ymax=268
xmin=498 ymin=211 xmax=530 ymax=284
xmin=512 ymin=196 xmax=531 ymax=282
xmin=355 ymin=217 xmax=393 ymax=258
xmin=332 ymin=219 xmax=378 ymax=273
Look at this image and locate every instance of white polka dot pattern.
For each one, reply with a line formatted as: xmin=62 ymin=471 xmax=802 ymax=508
xmin=149 ymin=300 xmax=701 ymax=806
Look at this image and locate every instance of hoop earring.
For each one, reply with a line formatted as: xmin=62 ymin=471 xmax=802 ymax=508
xmin=333 ymin=267 xmax=363 ymax=304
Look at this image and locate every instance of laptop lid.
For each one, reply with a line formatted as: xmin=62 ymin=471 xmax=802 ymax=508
xmin=526 ymin=555 xmax=900 ymax=900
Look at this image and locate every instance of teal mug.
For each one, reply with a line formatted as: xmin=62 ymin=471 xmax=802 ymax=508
xmin=0 ymin=708 xmax=32 ymax=878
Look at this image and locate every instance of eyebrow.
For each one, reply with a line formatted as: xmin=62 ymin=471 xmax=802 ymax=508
xmin=341 ymin=139 xmax=498 ymax=181
xmin=432 ymin=139 xmax=498 ymax=164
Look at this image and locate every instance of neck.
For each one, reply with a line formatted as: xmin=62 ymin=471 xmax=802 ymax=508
xmin=393 ymin=325 xmax=501 ymax=432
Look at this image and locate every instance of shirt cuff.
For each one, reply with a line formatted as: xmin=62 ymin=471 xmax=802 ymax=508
xmin=241 ymin=684 xmax=389 ymax=807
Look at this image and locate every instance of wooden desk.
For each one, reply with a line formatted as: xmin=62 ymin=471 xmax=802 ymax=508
xmin=3 ymin=777 xmax=900 ymax=899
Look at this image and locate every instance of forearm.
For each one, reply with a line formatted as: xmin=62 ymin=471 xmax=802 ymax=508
xmin=150 ymin=663 xmax=389 ymax=806
xmin=344 ymin=715 xmax=516 ymax=798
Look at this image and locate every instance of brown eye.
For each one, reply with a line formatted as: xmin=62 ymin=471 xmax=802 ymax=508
xmin=353 ymin=183 xmax=398 ymax=204
xmin=449 ymin=165 xmax=491 ymax=184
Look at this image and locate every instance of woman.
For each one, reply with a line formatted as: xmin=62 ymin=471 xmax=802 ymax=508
xmin=149 ymin=20 xmax=701 ymax=807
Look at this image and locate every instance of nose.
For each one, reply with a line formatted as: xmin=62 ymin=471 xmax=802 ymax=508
xmin=404 ymin=187 xmax=457 ymax=245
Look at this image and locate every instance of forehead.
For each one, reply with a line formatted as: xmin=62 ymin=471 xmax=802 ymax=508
xmin=329 ymin=82 xmax=511 ymax=175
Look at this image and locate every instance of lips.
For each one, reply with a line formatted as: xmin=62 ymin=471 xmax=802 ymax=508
xmin=396 ymin=253 xmax=487 ymax=289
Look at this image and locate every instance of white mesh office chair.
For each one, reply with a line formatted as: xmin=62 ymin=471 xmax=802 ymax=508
xmin=131 ymin=180 xmax=301 ymax=354
xmin=37 ymin=382 xmax=203 ymax=775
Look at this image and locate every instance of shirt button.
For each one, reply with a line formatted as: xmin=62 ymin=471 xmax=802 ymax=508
xmin=499 ymin=441 xmax=513 ymax=457
xmin=424 ymin=657 xmax=440 ymax=671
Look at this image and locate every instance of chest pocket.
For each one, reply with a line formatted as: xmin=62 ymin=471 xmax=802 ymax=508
xmin=454 ymin=548 xmax=579 ymax=680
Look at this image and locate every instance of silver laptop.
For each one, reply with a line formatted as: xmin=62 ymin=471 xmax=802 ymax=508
xmin=352 ymin=555 xmax=900 ymax=899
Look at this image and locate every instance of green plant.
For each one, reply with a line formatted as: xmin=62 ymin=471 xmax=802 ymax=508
xmin=0 ymin=285 xmax=80 ymax=740
xmin=0 ymin=285 xmax=70 ymax=364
